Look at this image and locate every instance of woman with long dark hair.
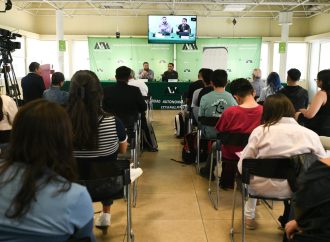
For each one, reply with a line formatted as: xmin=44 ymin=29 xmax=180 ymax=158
xmin=297 ymin=69 xmax=330 ymax=136
xmin=67 ymin=70 xmax=142 ymax=230
xmin=238 ymin=94 xmax=326 ymax=230
xmin=0 ymin=99 xmax=95 ymax=242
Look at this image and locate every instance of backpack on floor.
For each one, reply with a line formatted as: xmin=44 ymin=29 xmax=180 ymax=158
xmin=143 ymin=121 xmax=158 ymax=152
xmin=181 ymin=131 xmax=197 ymax=164
xmin=175 ymin=112 xmax=185 ymax=138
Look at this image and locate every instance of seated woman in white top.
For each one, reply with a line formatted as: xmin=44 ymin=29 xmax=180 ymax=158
xmin=0 ymin=95 xmax=18 ymax=144
xmin=0 ymin=99 xmax=95 ymax=242
xmin=238 ymin=94 xmax=326 ymax=230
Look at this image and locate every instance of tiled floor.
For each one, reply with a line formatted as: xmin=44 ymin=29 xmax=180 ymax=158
xmin=94 ymin=110 xmax=285 ymax=242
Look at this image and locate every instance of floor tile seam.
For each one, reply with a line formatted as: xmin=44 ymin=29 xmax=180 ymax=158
xmin=192 ymin=170 xmax=210 ymax=242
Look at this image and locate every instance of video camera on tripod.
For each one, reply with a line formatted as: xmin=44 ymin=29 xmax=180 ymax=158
xmin=0 ymin=28 xmax=22 ymax=101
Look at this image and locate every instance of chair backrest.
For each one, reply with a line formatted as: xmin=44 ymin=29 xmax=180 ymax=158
xmin=242 ymin=157 xmax=296 ymax=192
xmin=76 ymin=158 xmax=130 ymax=202
xmin=217 ymin=132 xmax=250 ymax=147
xmin=198 ymin=116 xmax=219 ymax=126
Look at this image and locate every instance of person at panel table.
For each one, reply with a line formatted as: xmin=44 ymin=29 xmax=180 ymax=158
xmin=138 ymin=62 xmax=154 ymax=81
xmin=162 ymin=63 xmax=178 ymax=82
xmin=176 ymin=18 xmax=191 ymax=35
xmin=158 ymin=16 xmax=172 ymax=35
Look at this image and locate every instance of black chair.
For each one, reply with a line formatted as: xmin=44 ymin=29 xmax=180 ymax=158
xmin=207 ymin=132 xmax=250 ymax=210
xmin=76 ymin=158 xmax=134 ymax=242
xmin=118 ymin=114 xmax=142 ymax=208
xmin=196 ymin=116 xmax=219 ymax=173
xmin=230 ymin=157 xmax=297 ymax=242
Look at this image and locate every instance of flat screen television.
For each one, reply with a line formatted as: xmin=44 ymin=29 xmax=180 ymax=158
xmin=148 ymin=15 xmax=197 ymax=44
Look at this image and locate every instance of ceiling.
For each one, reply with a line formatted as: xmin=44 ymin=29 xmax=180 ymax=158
xmin=8 ymin=0 xmax=330 ymax=19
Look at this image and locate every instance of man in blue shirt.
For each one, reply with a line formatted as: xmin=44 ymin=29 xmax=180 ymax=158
xmin=43 ymin=72 xmax=69 ymax=106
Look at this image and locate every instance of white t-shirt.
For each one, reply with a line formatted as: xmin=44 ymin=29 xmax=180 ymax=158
xmin=128 ymin=79 xmax=149 ymax=97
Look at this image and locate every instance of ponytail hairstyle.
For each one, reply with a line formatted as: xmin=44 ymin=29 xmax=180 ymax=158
xmin=67 ymin=70 xmax=104 ymax=150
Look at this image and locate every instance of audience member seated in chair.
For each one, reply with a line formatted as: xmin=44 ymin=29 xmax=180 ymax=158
xmin=186 ymin=68 xmax=205 ymax=109
xmin=278 ymin=68 xmax=308 ymax=112
xmin=238 ymin=93 xmax=327 ymax=230
xmin=0 ymin=99 xmax=95 ymax=242
xmin=285 ymin=157 xmax=330 ymax=242
xmin=214 ymin=78 xmax=263 ymax=188
xmin=67 ymin=70 xmax=143 ymax=232
xmin=43 ymin=71 xmax=69 ymax=106
xmin=191 ymin=68 xmax=213 ymax=123
xmin=0 ymin=95 xmax=18 ymax=150
xmin=258 ymin=71 xmax=283 ymax=103
xmin=297 ymin=69 xmax=330 ymax=136
xmin=198 ymin=70 xmax=237 ymax=178
xmin=103 ymin=66 xmax=154 ymax=149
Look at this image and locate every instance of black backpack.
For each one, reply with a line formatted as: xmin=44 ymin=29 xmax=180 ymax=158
xmin=181 ymin=132 xmax=197 ymax=164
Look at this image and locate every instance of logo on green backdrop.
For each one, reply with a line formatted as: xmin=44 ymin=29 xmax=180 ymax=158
xmin=94 ymin=42 xmax=110 ymax=50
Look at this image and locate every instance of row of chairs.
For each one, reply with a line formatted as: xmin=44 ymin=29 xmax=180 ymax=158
xmin=191 ymin=114 xmax=314 ymax=242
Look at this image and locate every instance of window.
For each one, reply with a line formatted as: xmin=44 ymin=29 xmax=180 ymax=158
xmin=260 ymin=42 xmax=269 ymax=79
xmin=319 ymin=42 xmax=330 ymax=70
xmin=273 ymin=42 xmax=308 ymax=80
xmin=72 ymin=40 xmax=90 ymax=75
xmin=11 ymin=36 xmax=26 ymax=78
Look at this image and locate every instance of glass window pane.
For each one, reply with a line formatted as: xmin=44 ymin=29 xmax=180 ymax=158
xmin=72 ymin=40 xmax=90 ymax=75
xmin=260 ymin=42 xmax=269 ymax=79
xmin=273 ymin=42 xmax=308 ymax=80
xmin=320 ymin=42 xmax=330 ymax=70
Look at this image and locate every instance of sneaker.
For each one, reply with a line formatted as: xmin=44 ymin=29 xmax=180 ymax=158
xmin=246 ymin=218 xmax=257 ymax=230
xmin=130 ymin=168 xmax=143 ymax=183
xmin=95 ymin=212 xmax=111 ymax=227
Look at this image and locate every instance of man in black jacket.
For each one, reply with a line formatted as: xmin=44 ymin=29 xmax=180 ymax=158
xmin=278 ymin=68 xmax=308 ymax=111
xmin=103 ymin=66 xmax=147 ymax=127
xmin=21 ymin=62 xmax=46 ymax=104
xmin=162 ymin=63 xmax=178 ymax=82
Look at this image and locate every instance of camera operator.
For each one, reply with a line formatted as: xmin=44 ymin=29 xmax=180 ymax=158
xmin=21 ymin=62 xmax=45 ymax=104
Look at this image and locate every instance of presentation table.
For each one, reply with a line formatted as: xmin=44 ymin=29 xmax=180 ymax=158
xmin=62 ymin=81 xmax=191 ymax=110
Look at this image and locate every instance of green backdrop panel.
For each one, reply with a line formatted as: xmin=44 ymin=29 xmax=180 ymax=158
xmin=88 ymin=37 xmax=174 ymax=81
xmin=176 ymin=38 xmax=262 ymax=82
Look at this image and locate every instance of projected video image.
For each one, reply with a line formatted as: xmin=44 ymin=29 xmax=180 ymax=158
xmin=148 ymin=15 xmax=197 ymax=44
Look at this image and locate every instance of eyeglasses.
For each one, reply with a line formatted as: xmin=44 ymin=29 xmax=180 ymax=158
xmin=314 ymin=78 xmax=319 ymax=82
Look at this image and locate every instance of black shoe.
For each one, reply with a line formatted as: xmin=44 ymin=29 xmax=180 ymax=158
xmin=200 ymin=167 xmax=215 ymax=181
xmin=278 ymin=216 xmax=286 ymax=229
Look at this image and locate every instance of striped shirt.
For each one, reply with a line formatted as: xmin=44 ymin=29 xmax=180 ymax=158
xmin=74 ymin=115 xmax=127 ymax=158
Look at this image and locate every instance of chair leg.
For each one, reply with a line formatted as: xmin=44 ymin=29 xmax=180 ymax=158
xmin=126 ymin=184 xmax=134 ymax=242
xmin=242 ymin=184 xmax=246 ymax=242
xmin=230 ymin=180 xmax=237 ymax=241
xmin=196 ymin=129 xmax=201 ymax=173
xmin=207 ymin=150 xmax=219 ymax=210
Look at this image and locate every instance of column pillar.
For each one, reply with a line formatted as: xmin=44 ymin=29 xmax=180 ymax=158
xmin=278 ymin=11 xmax=292 ymax=82
xmin=56 ymin=9 xmax=64 ymax=72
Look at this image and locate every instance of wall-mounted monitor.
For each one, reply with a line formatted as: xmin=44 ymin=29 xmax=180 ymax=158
xmin=148 ymin=15 xmax=197 ymax=44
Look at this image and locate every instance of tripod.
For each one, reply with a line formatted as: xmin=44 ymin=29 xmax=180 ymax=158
xmin=0 ymin=48 xmax=21 ymax=102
